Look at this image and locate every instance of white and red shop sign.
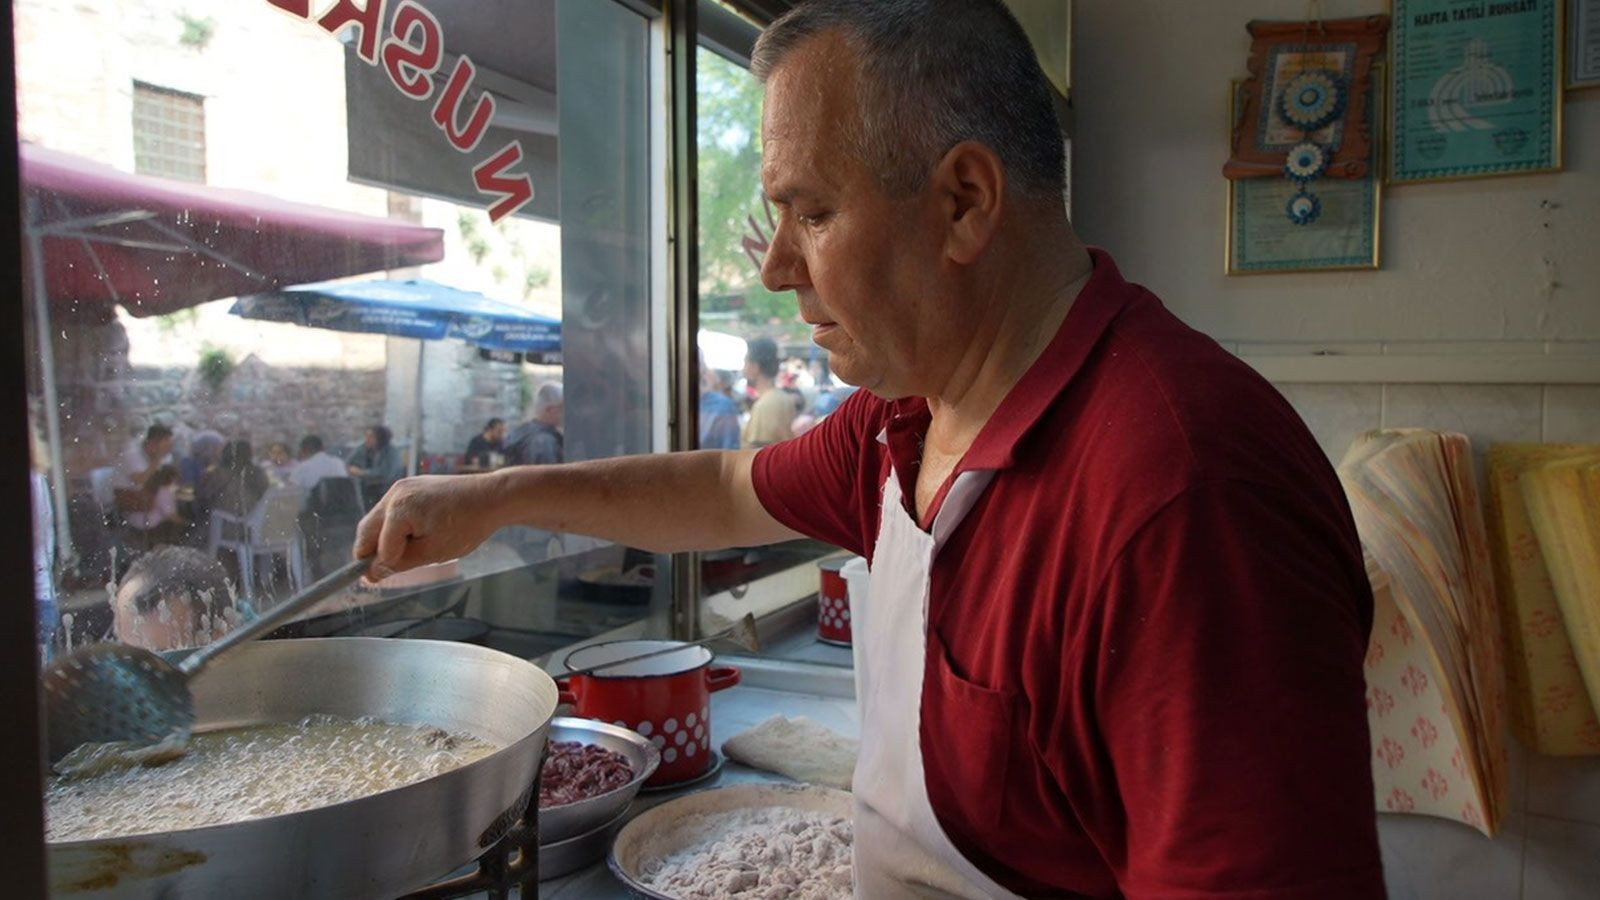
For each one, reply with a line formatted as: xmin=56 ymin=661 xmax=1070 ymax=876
xmin=268 ymin=0 xmax=535 ymax=222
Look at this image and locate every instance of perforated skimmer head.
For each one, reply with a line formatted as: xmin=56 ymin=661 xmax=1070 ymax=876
xmin=42 ymin=556 xmax=373 ymax=769
xmin=43 ymin=643 xmax=195 ymax=767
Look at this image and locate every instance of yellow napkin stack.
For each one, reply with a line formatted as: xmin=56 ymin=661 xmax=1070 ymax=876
xmin=1493 ymin=445 xmax=1600 ymax=755
xmin=1339 ymin=429 xmax=1509 ymax=836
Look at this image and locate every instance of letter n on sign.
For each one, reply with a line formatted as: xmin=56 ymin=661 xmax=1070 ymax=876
xmin=474 ymin=142 xmax=535 ymax=223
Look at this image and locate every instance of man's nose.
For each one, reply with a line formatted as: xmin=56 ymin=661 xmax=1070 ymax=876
xmin=761 ymin=216 xmax=806 ymax=293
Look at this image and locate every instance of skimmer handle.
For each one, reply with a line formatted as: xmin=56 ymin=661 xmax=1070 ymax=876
xmin=178 ymin=556 xmax=373 ymax=677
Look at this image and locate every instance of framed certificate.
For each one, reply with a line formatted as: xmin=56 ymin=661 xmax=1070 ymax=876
xmin=1226 ymin=69 xmax=1383 ymax=275
xmin=1572 ymin=0 xmax=1600 ymax=88
xmin=1389 ymin=0 xmax=1563 ymax=183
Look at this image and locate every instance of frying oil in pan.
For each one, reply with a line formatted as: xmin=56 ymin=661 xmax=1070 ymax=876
xmin=47 ymin=714 xmax=498 ymax=842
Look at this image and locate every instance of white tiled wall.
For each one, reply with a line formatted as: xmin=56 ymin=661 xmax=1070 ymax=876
xmin=1281 ymin=381 xmax=1600 ymax=900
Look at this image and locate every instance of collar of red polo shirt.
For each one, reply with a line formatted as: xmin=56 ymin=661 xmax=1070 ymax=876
xmin=878 ymin=247 xmax=1140 ymax=518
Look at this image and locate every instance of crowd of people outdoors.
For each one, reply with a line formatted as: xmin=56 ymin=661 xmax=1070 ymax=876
xmin=27 ymin=363 xmax=834 ymax=661
xmin=30 ymin=413 xmax=533 ymax=660
xmin=70 ymin=378 xmax=567 ymax=581
xmin=699 ymin=338 xmax=854 ymax=452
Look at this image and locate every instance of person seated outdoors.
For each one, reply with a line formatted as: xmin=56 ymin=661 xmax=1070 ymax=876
xmin=741 ymin=337 xmax=794 ymax=449
xmin=505 ymin=382 xmax=564 ymax=465
xmin=124 ymin=465 xmax=187 ymax=548
xmin=199 ymin=439 xmax=270 ymax=525
xmin=289 ymin=434 xmax=349 ymax=491
xmin=111 ymin=546 xmax=241 ymax=651
xmin=179 ymin=430 xmax=224 ymax=488
xmin=464 ymin=418 xmax=507 ymax=469
xmin=347 ymin=425 xmax=405 ymax=482
xmin=112 ymin=424 xmax=176 ymax=518
xmin=262 ymin=441 xmax=297 ymax=485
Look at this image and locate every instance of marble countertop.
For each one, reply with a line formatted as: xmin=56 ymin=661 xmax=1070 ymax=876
xmin=537 ymin=683 xmax=860 ymax=899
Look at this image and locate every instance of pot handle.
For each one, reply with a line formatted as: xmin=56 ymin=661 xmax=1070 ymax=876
xmin=556 ymin=677 xmax=578 ymax=706
xmin=705 ymin=666 xmax=742 ymax=693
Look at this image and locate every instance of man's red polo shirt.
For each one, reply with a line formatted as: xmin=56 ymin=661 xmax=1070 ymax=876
xmin=752 ymin=250 xmax=1385 ymax=898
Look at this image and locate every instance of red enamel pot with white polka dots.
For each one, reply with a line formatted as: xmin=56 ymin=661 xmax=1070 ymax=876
xmin=817 ymin=557 xmax=852 ymax=646
xmin=557 ymin=641 xmax=740 ymax=787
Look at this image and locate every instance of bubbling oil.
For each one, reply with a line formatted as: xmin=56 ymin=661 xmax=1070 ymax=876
xmin=46 ymin=714 xmax=499 ymax=842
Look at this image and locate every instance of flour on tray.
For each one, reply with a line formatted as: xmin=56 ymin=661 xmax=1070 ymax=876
xmin=639 ymin=806 xmax=853 ymax=899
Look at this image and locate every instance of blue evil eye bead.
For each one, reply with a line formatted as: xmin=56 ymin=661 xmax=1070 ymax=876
xmin=1284 ymin=141 xmax=1329 ymax=182
xmin=1277 ymin=70 xmax=1346 ymax=131
xmin=1285 ymin=189 xmax=1322 ymax=226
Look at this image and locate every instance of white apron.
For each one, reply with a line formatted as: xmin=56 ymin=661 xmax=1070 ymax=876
xmin=851 ymin=466 xmax=1026 ymax=900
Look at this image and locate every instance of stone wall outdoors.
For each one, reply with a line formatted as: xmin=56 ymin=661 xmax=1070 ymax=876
xmin=44 ymin=316 xmax=384 ymax=484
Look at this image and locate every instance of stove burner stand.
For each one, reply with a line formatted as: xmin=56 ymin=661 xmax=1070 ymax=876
xmin=402 ymin=756 xmax=545 ymax=899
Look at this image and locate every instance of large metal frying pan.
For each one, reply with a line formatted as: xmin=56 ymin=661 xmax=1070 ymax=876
xmin=47 ymin=637 xmax=559 ymax=899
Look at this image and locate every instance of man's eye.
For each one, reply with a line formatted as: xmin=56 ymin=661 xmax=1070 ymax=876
xmin=797 ymin=211 xmax=830 ymax=226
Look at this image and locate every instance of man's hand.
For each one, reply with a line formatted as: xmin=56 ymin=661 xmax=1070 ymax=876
xmin=354 ymin=475 xmax=504 ymax=581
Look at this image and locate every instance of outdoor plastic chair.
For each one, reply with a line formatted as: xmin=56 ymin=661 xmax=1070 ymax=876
xmin=211 ymin=485 xmax=308 ymax=600
xmin=299 ymin=476 xmax=364 ymax=579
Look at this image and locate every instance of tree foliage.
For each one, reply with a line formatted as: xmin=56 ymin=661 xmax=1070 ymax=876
xmin=696 ymin=51 xmax=801 ymax=335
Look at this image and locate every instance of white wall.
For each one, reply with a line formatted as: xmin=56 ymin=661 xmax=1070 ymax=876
xmin=1073 ymin=0 xmax=1600 ymax=347
xmin=1073 ymin=2 xmax=1600 ymax=898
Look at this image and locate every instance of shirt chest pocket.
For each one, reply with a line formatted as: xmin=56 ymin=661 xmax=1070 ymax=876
xmin=921 ymin=630 xmax=1017 ymax=833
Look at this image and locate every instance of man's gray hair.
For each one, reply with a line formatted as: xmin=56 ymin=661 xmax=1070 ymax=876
xmin=533 ymin=381 xmax=563 ymax=417
xmin=751 ymin=0 xmax=1064 ymax=200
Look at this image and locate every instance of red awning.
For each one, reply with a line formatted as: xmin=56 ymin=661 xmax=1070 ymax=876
xmin=20 ymin=144 xmax=447 ymax=318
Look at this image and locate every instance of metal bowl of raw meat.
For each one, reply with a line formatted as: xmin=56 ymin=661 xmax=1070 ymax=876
xmin=539 ymin=717 xmax=661 ymax=844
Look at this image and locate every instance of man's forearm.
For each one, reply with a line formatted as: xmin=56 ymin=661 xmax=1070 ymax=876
xmin=480 ymin=449 xmax=794 ymax=553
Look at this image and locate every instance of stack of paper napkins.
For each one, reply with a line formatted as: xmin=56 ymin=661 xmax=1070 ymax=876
xmin=1487 ymin=444 xmax=1600 ymax=756
xmin=1339 ymin=429 xmax=1509 ymax=836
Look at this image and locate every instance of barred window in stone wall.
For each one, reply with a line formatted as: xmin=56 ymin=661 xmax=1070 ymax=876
xmin=132 ymin=81 xmax=206 ymax=183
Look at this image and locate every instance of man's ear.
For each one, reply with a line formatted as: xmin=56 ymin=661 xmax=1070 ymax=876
xmin=933 ymin=141 xmax=1006 ymax=265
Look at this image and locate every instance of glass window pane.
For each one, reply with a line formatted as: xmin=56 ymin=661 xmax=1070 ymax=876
xmin=18 ymin=0 xmax=667 ymax=677
xmin=695 ymin=44 xmax=851 ymax=666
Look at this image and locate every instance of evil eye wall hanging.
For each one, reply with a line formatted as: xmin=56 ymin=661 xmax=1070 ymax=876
xmin=1284 ymin=141 xmax=1329 ymax=181
xmin=1277 ymin=70 xmax=1347 ymax=132
xmin=1285 ymin=189 xmax=1323 ymax=226
xmin=1275 ymin=68 xmax=1346 ymax=225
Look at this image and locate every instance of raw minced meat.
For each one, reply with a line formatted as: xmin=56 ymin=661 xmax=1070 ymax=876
xmin=539 ymin=741 xmax=634 ymax=807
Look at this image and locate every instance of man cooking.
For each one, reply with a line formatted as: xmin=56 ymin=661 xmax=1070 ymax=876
xmin=356 ymin=1 xmax=1384 ymax=896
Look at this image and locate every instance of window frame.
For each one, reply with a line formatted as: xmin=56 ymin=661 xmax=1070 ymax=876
xmin=131 ymin=80 xmax=207 ymax=183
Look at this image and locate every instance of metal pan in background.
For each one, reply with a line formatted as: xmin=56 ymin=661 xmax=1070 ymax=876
xmin=539 ymin=806 xmax=629 ymax=881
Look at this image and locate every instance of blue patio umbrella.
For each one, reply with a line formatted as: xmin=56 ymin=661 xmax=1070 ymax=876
xmin=232 ymin=278 xmax=561 ymax=477
xmin=231 ymin=278 xmax=560 ymax=355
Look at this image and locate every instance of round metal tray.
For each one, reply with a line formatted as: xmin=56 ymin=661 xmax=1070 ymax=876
xmin=539 ymin=806 xmax=629 ymax=881
xmin=638 ymin=749 xmax=723 ymax=794
xmin=608 ymin=783 xmax=852 ymax=899
xmin=539 ymin=717 xmax=660 ymax=844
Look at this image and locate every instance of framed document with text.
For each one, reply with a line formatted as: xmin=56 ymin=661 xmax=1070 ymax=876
xmin=1227 ymin=68 xmax=1383 ymax=275
xmin=1390 ymin=0 xmax=1563 ymax=183
xmin=1572 ymin=0 xmax=1600 ymax=88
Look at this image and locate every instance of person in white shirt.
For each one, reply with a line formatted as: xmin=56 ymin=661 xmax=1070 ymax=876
xmin=290 ymin=434 xmax=350 ymax=491
xmin=112 ymin=424 xmax=176 ymax=515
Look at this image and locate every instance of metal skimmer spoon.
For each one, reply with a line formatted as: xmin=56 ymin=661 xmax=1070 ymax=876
xmin=43 ymin=556 xmax=372 ymax=767
xmin=562 ymin=613 xmax=762 ymax=678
